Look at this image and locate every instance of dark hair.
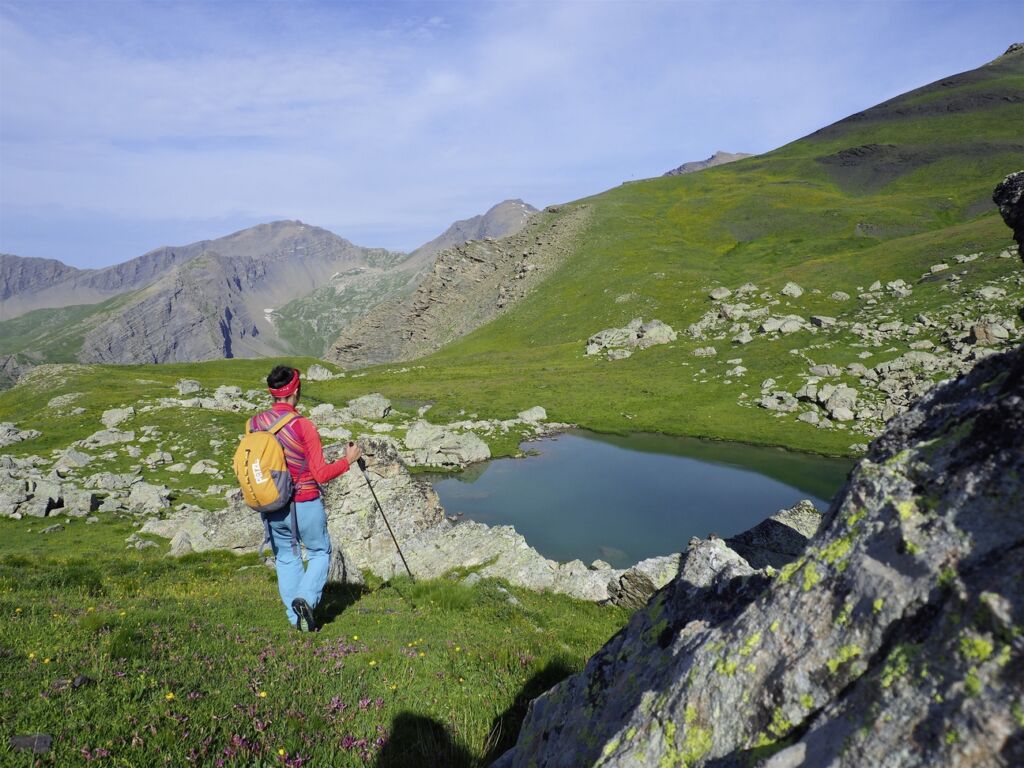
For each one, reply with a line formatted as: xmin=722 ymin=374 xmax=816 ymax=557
xmin=267 ymin=366 xmax=297 ymax=390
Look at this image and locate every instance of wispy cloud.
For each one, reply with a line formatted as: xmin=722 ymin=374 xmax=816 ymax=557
xmin=0 ymin=0 xmax=1019 ymax=266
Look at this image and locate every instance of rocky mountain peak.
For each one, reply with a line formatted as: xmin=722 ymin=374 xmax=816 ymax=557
xmin=663 ymin=151 xmax=752 ymax=177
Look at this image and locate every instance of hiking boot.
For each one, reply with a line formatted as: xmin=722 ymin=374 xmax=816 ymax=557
xmin=292 ymin=598 xmax=317 ymax=633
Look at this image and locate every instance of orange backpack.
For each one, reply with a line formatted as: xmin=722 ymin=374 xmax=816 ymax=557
xmin=233 ymin=412 xmax=297 ymax=513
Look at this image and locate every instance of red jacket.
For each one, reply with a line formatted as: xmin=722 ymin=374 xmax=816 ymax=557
xmin=263 ymin=402 xmax=350 ymax=502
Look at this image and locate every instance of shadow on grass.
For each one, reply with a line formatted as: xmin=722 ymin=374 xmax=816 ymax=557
xmin=316 ymin=582 xmax=368 ymax=628
xmin=482 ymin=659 xmax=575 ymax=765
xmin=374 ymin=712 xmax=474 ymax=768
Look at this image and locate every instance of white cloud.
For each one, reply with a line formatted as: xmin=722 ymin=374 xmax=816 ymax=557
xmin=0 ymin=0 xmax=1019 ymax=265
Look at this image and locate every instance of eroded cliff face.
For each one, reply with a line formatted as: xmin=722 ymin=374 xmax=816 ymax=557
xmin=492 ymin=178 xmax=1024 ymax=768
xmin=327 ymin=205 xmax=591 ymax=369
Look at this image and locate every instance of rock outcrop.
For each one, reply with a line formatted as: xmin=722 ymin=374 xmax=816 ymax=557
xmin=994 ymin=169 xmax=1024 ymax=262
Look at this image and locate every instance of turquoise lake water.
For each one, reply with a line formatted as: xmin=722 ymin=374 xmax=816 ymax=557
xmin=429 ymin=430 xmax=855 ymax=568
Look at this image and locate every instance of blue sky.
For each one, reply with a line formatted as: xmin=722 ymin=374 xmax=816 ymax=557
xmin=0 ymin=0 xmax=1019 ymax=268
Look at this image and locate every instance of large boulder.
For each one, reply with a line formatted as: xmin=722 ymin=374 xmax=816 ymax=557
xmin=0 ymin=422 xmax=41 ymax=448
xmin=402 ymin=421 xmax=491 ymax=467
xmin=993 ymin=169 xmax=1024 ymax=260
xmin=491 ymin=344 xmax=1024 ymax=767
xmin=348 ymin=393 xmax=392 ymax=420
xmin=101 ymin=407 xmax=135 ymax=429
xmin=127 ymin=482 xmax=170 ymax=514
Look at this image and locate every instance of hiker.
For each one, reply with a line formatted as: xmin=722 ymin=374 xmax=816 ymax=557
xmin=251 ymin=365 xmax=361 ymax=632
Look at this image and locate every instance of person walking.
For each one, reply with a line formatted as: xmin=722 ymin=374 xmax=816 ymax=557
xmin=251 ymin=365 xmax=361 ymax=632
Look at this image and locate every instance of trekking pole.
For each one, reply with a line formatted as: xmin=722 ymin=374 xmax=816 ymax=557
xmin=354 ymin=451 xmax=415 ymax=582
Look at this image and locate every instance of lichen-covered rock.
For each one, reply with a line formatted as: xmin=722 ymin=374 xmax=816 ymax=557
xmin=993 ymin=169 xmax=1024 ymax=260
xmin=492 ymin=345 xmax=1024 ymax=767
xmin=725 ymin=499 xmax=821 ymax=569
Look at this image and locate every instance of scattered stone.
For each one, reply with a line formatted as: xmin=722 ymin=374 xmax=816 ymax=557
xmin=693 ymin=347 xmax=717 ymax=357
xmin=517 ymin=406 xmax=547 ymax=423
xmin=780 ymin=282 xmax=804 ymax=298
xmin=9 ymin=734 xmax=52 ymax=754
xmin=976 ymin=286 xmax=1006 ymax=300
xmin=809 ymin=364 xmax=840 ymax=377
xmin=348 ymin=393 xmax=392 ymax=420
xmin=175 ymin=379 xmax=202 ymax=395
xmin=930 ymin=263 xmax=949 ymax=273
xmin=0 ymin=422 xmax=41 ymax=448
xmin=971 ymin=322 xmax=1010 ymax=345
xmin=708 ymin=286 xmax=732 ymax=300
xmin=101 ymin=407 xmax=135 ymax=428
xmin=586 ymin=318 xmax=677 ymax=358
xmin=40 ymin=524 xmax=64 ymax=534
xmin=305 ymin=364 xmax=340 ymax=381
xmin=732 ymin=330 xmax=753 ymax=345
xmin=810 ymin=315 xmax=836 ymax=328
xmin=189 ymin=459 xmax=219 ymax=475
xmin=830 ymin=291 xmax=851 ymax=301
xmin=127 ymin=482 xmax=170 ymax=514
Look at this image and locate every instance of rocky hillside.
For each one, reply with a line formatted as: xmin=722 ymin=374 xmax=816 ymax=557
xmin=327 ymin=205 xmax=591 ymax=368
xmin=408 ymin=199 xmax=538 ymax=263
xmin=663 ymin=150 xmax=753 ymax=176
xmin=268 ymin=200 xmax=538 ymax=357
xmin=0 ymin=200 xmax=539 ymax=368
xmin=309 ymin=44 xmax=1024 ymax=458
xmin=490 ymin=175 xmax=1024 ymax=767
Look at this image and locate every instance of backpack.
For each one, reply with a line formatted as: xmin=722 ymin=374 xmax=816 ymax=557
xmin=233 ymin=412 xmax=297 ymax=513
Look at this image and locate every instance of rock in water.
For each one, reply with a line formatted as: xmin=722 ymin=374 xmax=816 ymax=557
xmin=492 ymin=344 xmax=1024 ymax=767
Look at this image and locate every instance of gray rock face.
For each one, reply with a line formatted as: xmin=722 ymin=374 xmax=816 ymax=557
xmin=403 ymin=421 xmax=490 ymax=467
xmin=101 ymin=407 xmax=135 ymax=428
xmin=345 ymin=393 xmax=390 ymax=420
xmin=0 ymin=422 xmax=40 ymax=448
xmin=586 ymin=318 xmax=677 ymax=358
xmin=726 ymin=499 xmax=821 ymax=569
xmin=993 ymin=169 xmax=1024 ymax=260
xmin=491 ymin=344 xmax=1024 ymax=768
xmin=175 ymin=379 xmax=201 ymax=395
xmin=127 ymin=482 xmax=170 ymax=514
xmin=304 ymin=364 xmax=339 ymax=381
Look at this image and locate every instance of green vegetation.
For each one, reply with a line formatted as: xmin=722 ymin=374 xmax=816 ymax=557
xmin=0 ymin=516 xmax=627 ymax=766
xmin=305 ymin=53 xmax=1023 ymax=458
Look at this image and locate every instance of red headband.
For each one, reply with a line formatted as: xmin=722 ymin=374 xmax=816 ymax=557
xmin=268 ymin=369 xmax=300 ymax=398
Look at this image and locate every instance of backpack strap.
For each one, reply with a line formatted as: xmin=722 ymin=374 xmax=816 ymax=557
xmin=268 ymin=411 xmax=298 ymax=435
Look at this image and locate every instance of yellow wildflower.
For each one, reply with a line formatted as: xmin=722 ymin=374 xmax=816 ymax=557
xmin=455 ymin=646 xmax=461 ymax=653
xmin=28 ymin=652 xmax=35 ymax=660
xmin=165 ymin=692 xmax=175 ymax=701
xmin=43 ymin=658 xmax=51 ymax=665
xmin=259 ymin=691 xmax=267 ymax=698
xmin=278 ymin=748 xmax=286 ymax=756
xmin=368 ymin=660 xmax=377 ymax=667
xmin=418 ymin=652 xmax=425 ymax=657
xmin=352 ymin=635 xmax=359 ymax=641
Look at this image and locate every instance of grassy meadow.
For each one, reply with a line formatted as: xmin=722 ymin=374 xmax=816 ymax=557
xmin=0 ymin=514 xmax=627 ymax=766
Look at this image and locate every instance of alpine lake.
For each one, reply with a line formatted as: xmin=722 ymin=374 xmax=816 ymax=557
xmin=428 ymin=430 xmax=855 ymax=569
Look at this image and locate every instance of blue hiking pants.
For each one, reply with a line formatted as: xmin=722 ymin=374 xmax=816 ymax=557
xmin=266 ymin=497 xmax=332 ymax=626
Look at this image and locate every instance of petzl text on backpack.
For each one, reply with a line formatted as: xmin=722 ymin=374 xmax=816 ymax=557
xmin=233 ymin=412 xmax=297 ymax=513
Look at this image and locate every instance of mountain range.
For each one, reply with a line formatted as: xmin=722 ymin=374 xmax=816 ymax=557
xmin=0 ymin=199 xmax=538 ymax=366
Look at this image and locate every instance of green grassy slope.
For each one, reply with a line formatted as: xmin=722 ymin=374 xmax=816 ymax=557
xmin=0 ymin=517 xmax=626 ymax=766
xmin=316 ymin=49 xmax=1024 ymax=457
